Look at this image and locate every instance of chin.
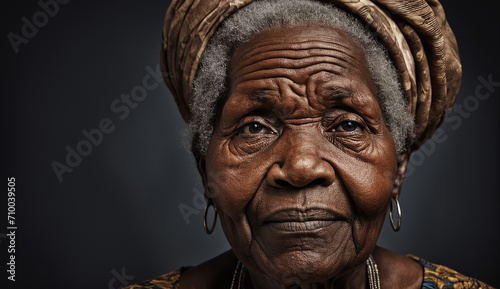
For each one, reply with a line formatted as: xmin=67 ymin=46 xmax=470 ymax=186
xmin=248 ymin=243 xmax=358 ymax=285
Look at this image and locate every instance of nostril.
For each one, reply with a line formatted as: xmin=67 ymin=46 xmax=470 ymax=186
xmin=273 ymin=178 xmax=328 ymax=188
xmin=275 ymin=179 xmax=291 ymax=188
xmin=311 ymin=178 xmax=327 ymax=186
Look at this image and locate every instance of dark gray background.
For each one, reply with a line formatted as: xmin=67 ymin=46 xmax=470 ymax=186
xmin=4 ymin=0 xmax=499 ymax=288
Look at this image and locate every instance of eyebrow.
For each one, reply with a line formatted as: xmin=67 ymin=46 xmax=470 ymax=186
xmin=248 ymin=89 xmax=276 ymax=103
xmin=323 ymin=87 xmax=353 ymax=101
xmin=247 ymin=87 xmax=353 ymax=104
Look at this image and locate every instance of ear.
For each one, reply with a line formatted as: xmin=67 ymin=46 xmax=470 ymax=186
xmin=392 ymin=152 xmax=410 ymax=199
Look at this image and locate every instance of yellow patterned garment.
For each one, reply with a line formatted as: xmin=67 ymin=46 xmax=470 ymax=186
xmin=124 ymin=257 xmax=494 ymax=289
xmin=407 ymin=255 xmax=494 ymax=289
xmin=124 ymin=269 xmax=180 ymax=289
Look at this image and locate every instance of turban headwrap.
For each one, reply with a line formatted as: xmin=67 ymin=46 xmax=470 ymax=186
xmin=160 ymin=0 xmax=461 ymax=152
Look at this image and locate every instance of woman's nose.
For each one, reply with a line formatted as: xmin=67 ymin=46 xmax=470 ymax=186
xmin=266 ymin=141 xmax=335 ymax=188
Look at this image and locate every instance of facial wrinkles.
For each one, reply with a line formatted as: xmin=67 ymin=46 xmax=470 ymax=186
xmin=227 ymin=31 xmax=376 ymax=125
xmin=208 ymin=26 xmax=398 ymax=285
xmin=233 ymin=48 xmax=354 ymax=79
xmin=230 ymin=41 xmax=360 ymax=92
xmin=235 ymin=37 xmax=358 ymax=65
xmin=221 ymin=81 xmax=382 ymax=137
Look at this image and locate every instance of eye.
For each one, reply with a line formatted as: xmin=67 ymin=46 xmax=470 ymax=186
xmin=335 ymin=120 xmax=362 ymax=132
xmin=241 ymin=122 xmax=272 ymax=134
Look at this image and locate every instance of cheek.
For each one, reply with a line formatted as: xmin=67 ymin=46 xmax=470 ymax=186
xmin=205 ymin=136 xmax=275 ymax=261
xmin=344 ymin=162 xmax=395 ymax=215
xmin=205 ymin=136 xmax=268 ymax=218
xmin=337 ymin=138 xmax=397 ymax=250
xmin=340 ymin=133 xmax=398 ymax=215
xmin=333 ymin=139 xmax=396 ymax=257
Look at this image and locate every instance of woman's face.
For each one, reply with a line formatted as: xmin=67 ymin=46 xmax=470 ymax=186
xmin=203 ymin=25 xmax=399 ymax=283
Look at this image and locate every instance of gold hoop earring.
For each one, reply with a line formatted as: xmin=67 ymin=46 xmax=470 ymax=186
xmin=389 ymin=197 xmax=402 ymax=231
xmin=203 ymin=198 xmax=217 ymax=234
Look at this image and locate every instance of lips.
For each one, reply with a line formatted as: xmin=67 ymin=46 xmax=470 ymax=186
xmin=262 ymin=208 xmax=345 ymax=232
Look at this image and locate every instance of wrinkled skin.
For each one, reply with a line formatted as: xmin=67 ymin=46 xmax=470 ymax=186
xmin=198 ymin=25 xmax=411 ymax=288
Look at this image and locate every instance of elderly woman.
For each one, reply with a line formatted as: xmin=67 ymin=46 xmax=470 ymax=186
xmin=127 ymin=0 xmax=492 ymax=288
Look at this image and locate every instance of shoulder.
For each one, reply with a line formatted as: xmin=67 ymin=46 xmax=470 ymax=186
xmin=124 ymin=250 xmax=237 ymax=289
xmin=374 ymin=246 xmax=423 ymax=289
xmin=373 ymin=247 xmax=493 ymax=289
xmin=407 ymin=255 xmax=493 ymax=289
xmin=178 ymin=250 xmax=237 ymax=289
xmin=123 ymin=269 xmax=181 ymax=289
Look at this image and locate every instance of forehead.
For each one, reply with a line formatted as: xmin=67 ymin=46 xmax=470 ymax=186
xmin=226 ymin=25 xmax=377 ymax=115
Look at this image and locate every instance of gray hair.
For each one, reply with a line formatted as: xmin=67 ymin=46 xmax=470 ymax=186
xmin=188 ymin=0 xmax=414 ymax=156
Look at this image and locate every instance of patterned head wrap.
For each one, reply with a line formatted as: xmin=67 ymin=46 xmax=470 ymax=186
xmin=160 ymin=0 xmax=461 ymax=151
